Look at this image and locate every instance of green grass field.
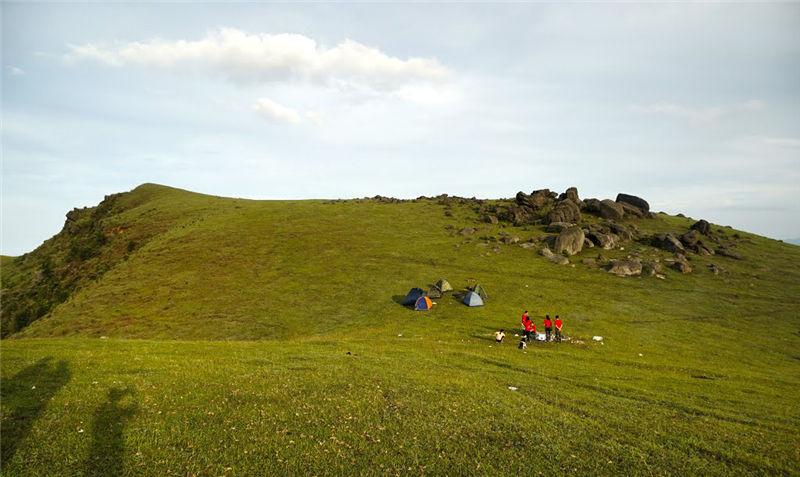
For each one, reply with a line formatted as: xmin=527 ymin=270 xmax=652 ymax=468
xmin=2 ymin=184 xmax=799 ymax=476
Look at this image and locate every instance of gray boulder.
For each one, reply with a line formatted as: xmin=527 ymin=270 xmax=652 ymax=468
xmin=619 ymin=202 xmax=644 ymax=218
xmin=555 ymin=227 xmax=585 ymax=256
xmin=546 ymin=199 xmax=582 ymax=224
xmin=656 ymin=233 xmax=686 ymax=254
xmin=599 ymin=199 xmax=625 ymax=220
xmin=671 ymin=261 xmax=692 ymax=273
xmin=519 ymin=243 xmax=537 ymax=250
xmin=610 ymin=223 xmax=633 ymax=242
xmin=691 ymin=219 xmax=711 ymax=235
xmin=540 ymin=247 xmax=569 ymax=265
xmin=642 ymin=261 xmax=662 ymax=277
xmin=545 ymin=222 xmax=573 ymax=233
xmin=616 ymin=193 xmax=650 ymax=213
xmin=583 ymin=237 xmax=595 ymax=248
xmin=588 ymin=232 xmax=617 ymax=250
xmin=459 ymin=227 xmax=476 ymax=236
xmin=606 ymin=259 xmax=643 ymax=277
xmin=716 ymin=246 xmax=742 ymax=260
xmin=680 ymin=230 xmax=702 ymax=248
xmin=582 ymin=198 xmax=601 ymax=214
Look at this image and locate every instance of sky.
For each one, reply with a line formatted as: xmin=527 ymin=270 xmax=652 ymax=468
xmin=2 ymin=2 xmax=799 ymax=256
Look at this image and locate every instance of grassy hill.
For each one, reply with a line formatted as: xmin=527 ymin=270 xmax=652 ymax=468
xmin=2 ymin=183 xmax=799 ymax=476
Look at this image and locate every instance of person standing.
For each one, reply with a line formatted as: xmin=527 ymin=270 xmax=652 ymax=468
xmin=523 ymin=316 xmax=533 ymax=342
xmin=521 ymin=310 xmax=529 ymax=327
xmin=554 ymin=316 xmax=563 ymax=342
xmin=544 ymin=315 xmax=552 ymax=342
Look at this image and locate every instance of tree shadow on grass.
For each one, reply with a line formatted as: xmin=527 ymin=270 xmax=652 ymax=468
xmin=0 ymin=357 xmax=71 ymax=464
xmin=85 ymin=387 xmax=138 ymax=477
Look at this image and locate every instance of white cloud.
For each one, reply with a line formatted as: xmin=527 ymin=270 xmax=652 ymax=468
xmin=63 ymin=28 xmax=453 ymax=91
xmin=306 ymin=110 xmax=325 ymax=125
xmin=9 ymin=66 xmax=25 ymax=76
xmin=630 ymin=100 xmax=765 ymax=124
xmin=761 ymin=137 xmax=800 ymax=148
xmin=251 ymin=98 xmax=304 ymax=124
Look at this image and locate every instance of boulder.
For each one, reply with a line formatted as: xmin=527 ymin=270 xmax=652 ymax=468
xmin=716 ymin=246 xmax=742 ymax=260
xmin=599 ymin=200 xmax=625 ymax=221
xmin=583 ymin=237 xmax=595 ymax=248
xmin=680 ymin=230 xmax=702 ymax=248
xmin=485 ymin=215 xmax=499 ymax=225
xmin=696 ymin=243 xmax=715 ymax=256
xmin=615 ymin=193 xmax=650 ymax=213
xmin=605 ymin=260 xmax=643 ymax=277
xmin=588 ymin=232 xmax=616 ymax=250
xmin=554 ymin=227 xmax=585 ymax=256
xmin=516 ymin=190 xmax=553 ymax=210
xmin=545 ymin=222 xmax=573 ymax=233
xmin=581 ymin=258 xmax=597 ymax=267
xmin=709 ymin=264 xmax=725 ymax=275
xmin=671 ymin=261 xmax=692 ymax=273
xmin=691 ymin=219 xmax=711 ymax=235
xmin=646 ymin=212 xmax=657 ymax=219
xmin=582 ymin=198 xmax=601 ymax=214
xmin=597 ymin=253 xmax=608 ymax=262
xmin=610 ymin=223 xmax=633 ymax=242
xmin=642 ymin=261 xmax=662 ymax=277
xmin=619 ymin=202 xmax=644 ymax=218
xmin=656 ymin=233 xmax=686 ymax=255
xmin=540 ymin=247 xmax=569 ymax=265
xmin=546 ymin=199 xmax=582 ymax=224
xmin=519 ymin=243 xmax=537 ymax=250
xmin=501 ymin=235 xmax=521 ymax=245
xmin=459 ymin=227 xmax=476 ymax=236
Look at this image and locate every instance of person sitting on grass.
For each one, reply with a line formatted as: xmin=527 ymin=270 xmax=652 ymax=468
xmin=518 ymin=339 xmax=527 ymax=350
xmin=522 ymin=315 xmax=533 ymax=342
xmin=544 ymin=315 xmax=553 ymax=342
xmin=494 ymin=329 xmax=506 ymax=343
xmin=554 ymin=316 xmax=563 ymax=342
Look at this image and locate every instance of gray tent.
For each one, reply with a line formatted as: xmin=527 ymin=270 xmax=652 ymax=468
xmin=473 ymin=284 xmax=488 ymax=300
xmin=435 ymin=279 xmax=454 ymax=293
xmin=462 ymin=292 xmax=484 ymax=307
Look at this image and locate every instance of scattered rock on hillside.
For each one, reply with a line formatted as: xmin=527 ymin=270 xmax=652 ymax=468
xmin=680 ymin=230 xmax=702 ymax=247
xmin=519 ymin=243 xmax=537 ymax=250
xmin=691 ymin=219 xmax=711 ymax=235
xmin=656 ymin=233 xmax=686 ymax=255
xmin=588 ymin=231 xmax=617 ymax=250
xmin=485 ymin=215 xmax=499 ymax=225
xmin=546 ymin=222 xmax=573 ymax=233
xmin=709 ymin=264 xmax=725 ymax=275
xmin=616 ymin=193 xmax=650 ymax=213
xmin=555 ymin=227 xmax=585 ymax=256
xmin=582 ymin=258 xmax=598 ymax=268
xmin=609 ymin=223 xmax=633 ymax=242
xmin=606 ymin=259 xmax=643 ymax=277
xmin=597 ymin=253 xmax=609 ymax=262
xmin=716 ymin=246 xmax=742 ymax=260
xmin=696 ymin=243 xmax=715 ymax=256
xmin=546 ymin=199 xmax=582 ymax=224
xmin=619 ymin=202 xmax=645 ymax=218
xmin=540 ymin=247 xmax=569 ymax=265
xmin=599 ymin=199 xmax=625 ymax=220
xmin=671 ymin=261 xmax=692 ymax=273
xmin=459 ymin=227 xmax=476 ymax=236
xmin=642 ymin=261 xmax=662 ymax=277
xmin=501 ymin=235 xmax=520 ymax=245
xmin=583 ymin=237 xmax=595 ymax=248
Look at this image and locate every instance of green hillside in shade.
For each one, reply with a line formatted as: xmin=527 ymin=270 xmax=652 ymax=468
xmin=1 ymin=183 xmax=799 ymax=476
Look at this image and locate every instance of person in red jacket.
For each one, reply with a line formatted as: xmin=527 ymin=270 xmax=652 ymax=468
xmin=544 ymin=315 xmax=552 ymax=342
xmin=554 ymin=316 xmax=563 ymax=342
xmin=521 ymin=311 xmax=529 ymax=327
xmin=522 ymin=315 xmax=533 ymax=342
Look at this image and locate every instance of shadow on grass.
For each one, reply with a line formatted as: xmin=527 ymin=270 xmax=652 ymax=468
xmin=391 ymin=295 xmax=415 ymax=310
xmin=85 ymin=387 xmax=138 ymax=477
xmin=0 ymin=357 xmax=71 ymax=464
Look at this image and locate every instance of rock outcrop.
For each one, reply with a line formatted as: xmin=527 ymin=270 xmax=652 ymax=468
xmin=599 ymin=200 xmax=624 ymax=220
xmin=691 ymin=219 xmax=711 ymax=235
xmin=554 ymin=227 xmax=585 ymax=256
xmin=615 ymin=193 xmax=650 ymax=213
xmin=606 ymin=260 xmax=642 ymax=277
xmin=540 ymin=247 xmax=569 ymax=265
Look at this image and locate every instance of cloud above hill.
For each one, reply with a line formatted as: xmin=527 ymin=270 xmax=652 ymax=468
xmin=63 ymin=28 xmax=453 ymax=91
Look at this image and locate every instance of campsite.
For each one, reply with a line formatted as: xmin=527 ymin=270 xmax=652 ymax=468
xmin=2 ymin=184 xmax=799 ymax=476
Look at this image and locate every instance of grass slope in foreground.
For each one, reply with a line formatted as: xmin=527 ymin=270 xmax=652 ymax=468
xmin=2 ymin=183 xmax=800 ymax=476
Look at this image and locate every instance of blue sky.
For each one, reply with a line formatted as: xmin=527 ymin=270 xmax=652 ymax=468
xmin=2 ymin=2 xmax=799 ymax=255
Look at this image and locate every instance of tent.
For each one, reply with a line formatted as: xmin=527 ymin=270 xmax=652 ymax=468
xmin=427 ymin=286 xmax=443 ymax=299
xmin=473 ymin=284 xmax=488 ymax=300
xmin=462 ymin=292 xmax=484 ymax=307
xmin=414 ymin=296 xmax=433 ymax=311
xmin=435 ymin=279 xmax=454 ymax=293
xmin=403 ymin=288 xmax=425 ymax=306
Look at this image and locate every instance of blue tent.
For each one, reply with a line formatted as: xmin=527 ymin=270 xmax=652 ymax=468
xmin=414 ymin=296 xmax=432 ymax=311
xmin=403 ymin=288 xmax=425 ymax=306
xmin=462 ymin=292 xmax=484 ymax=307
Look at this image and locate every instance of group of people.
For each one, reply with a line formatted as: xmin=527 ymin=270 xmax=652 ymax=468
xmin=493 ymin=311 xmax=563 ymax=349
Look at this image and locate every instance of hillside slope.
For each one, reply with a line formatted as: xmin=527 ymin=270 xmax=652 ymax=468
xmin=2 ymin=184 xmax=799 ymax=476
